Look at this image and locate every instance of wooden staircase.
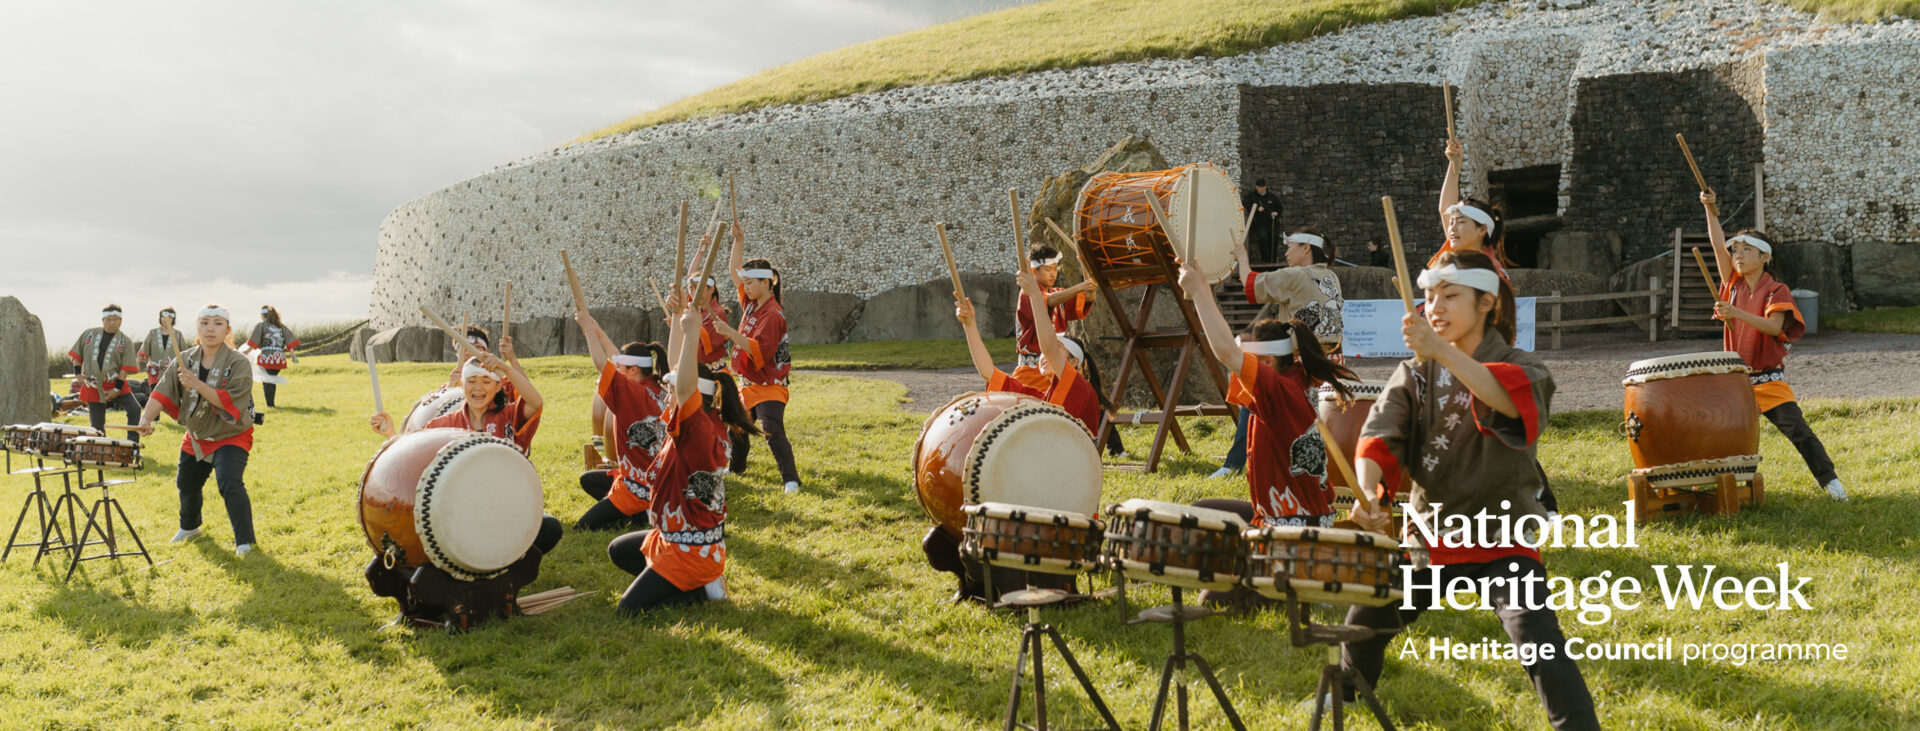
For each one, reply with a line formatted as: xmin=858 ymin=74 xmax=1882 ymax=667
xmin=1214 ymin=264 xmax=1272 ymax=331
xmin=1669 ymin=231 xmax=1724 ymax=338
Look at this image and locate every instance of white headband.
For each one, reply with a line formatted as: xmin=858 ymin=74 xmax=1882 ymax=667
xmin=664 ymin=372 xmax=718 ymax=395
xmin=1030 ymin=254 xmax=1063 ymax=267
xmin=259 ymin=307 xmax=271 ymax=315
xmin=101 ymin=308 xmax=122 ymax=317
xmin=687 ymin=275 xmax=717 ymax=287
xmin=1445 ymin=203 xmax=1495 ymax=230
xmin=1727 ymin=235 xmax=1772 ymax=255
xmin=461 ymin=358 xmax=505 ymax=382
xmin=1236 ymin=335 xmax=1294 ymax=357
xmin=737 ymin=268 xmax=776 ymax=280
xmin=197 ymin=307 xmax=230 ymax=322
xmin=1416 ymin=264 xmax=1503 ymax=295
xmin=465 ymin=335 xmax=489 ymax=349
xmin=1285 ymin=233 xmax=1325 ymax=249
xmin=611 ymin=354 xmax=654 ymax=368
xmin=1060 ymin=338 xmax=1085 ymax=363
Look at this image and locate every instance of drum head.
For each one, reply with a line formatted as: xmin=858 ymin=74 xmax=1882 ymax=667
xmin=965 ymin=403 xmax=1101 ymax=517
xmin=1113 ymin=498 xmax=1247 ymax=531
xmin=1317 ymin=379 xmax=1388 ymax=403
xmin=1622 ymin=351 xmax=1748 ymax=385
xmin=1163 ymin=166 xmax=1246 ymax=284
xmin=414 ymin=433 xmax=543 ymax=576
xmin=403 ymin=388 xmax=465 ymax=433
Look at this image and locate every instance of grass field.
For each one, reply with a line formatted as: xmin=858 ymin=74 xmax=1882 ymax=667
xmin=791 ymin=337 xmax=1014 ymax=370
xmin=1824 ymin=306 xmax=1920 ymax=335
xmin=4 ymin=354 xmax=1916 ymax=728
xmin=578 ymin=0 xmax=1920 ymax=142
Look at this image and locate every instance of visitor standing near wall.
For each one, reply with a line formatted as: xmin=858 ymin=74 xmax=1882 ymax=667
xmin=1242 ymin=179 xmax=1283 ymax=264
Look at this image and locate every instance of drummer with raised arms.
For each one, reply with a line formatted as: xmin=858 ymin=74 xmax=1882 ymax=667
xmin=133 ymin=305 xmax=260 ymax=555
xmin=572 ymin=302 xmax=670 ymax=531
xmin=954 ymin=270 xmax=1109 ymax=439
xmin=1344 ymin=251 xmax=1598 ymax=729
xmin=606 ymin=287 xmax=761 ymax=612
xmin=368 ymin=337 xmax=564 ymax=556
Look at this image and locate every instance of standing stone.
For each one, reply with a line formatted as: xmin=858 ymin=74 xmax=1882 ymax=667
xmin=0 ymin=297 xmax=51 ymax=425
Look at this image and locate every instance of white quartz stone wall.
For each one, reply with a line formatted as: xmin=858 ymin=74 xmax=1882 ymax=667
xmin=1762 ymin=38 xmax=1920 ymax=244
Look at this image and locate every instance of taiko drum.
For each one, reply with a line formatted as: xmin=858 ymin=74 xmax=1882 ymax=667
xmin=1619 ymin=351 xmax=1760 ymax=474
xmin=1073 ymin=164 xmax=1245 ymax=289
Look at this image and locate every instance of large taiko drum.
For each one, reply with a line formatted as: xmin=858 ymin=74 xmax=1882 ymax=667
xmin=402 ymin=387 xmax=465 ymax=434
xmin=912 ymin=391 xmax=1102 ymax=539
xmin=358 ymin=428 xmax=544 ymax=581
xmin=1620 ymin=351 xmax=1761 ymax=488
xmin=1074 ymin=164 xmax=1246 ymax=289
xmin=1245 ymin=524 xmax=1403 ymax=606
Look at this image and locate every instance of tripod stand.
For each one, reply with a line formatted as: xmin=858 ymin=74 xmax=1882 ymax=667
xmin=996 ymin=588 xmax=1121 ymax=731
xmin=1287 ymin=588 xmax=1397 ymax=731
xmin=1127 ymin=586 xmax=1244 ymax=731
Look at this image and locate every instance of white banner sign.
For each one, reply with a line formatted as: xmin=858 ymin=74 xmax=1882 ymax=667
xmin=1343 ymin=298 xmax=1535 ymax=358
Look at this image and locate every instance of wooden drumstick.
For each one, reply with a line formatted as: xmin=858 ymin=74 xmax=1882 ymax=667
xmin=502 ymin=282 xmax=512 ymax=344
xmin=1182 ymin=167 xmax=1199 ymax=266
xmin=935 ymin=222 xmax=966 ymax=303
xmin=419 ymin=306 xmax=484 ymax=361
xmin=1443 ymin=80 xmax=1457 ymax=141
xmin=1676 ymin=133 xmax=1710 ymax=193
xmin=1692 ymin=248 xmax=1722 ymax=302
xmin=696 ymin=222 xmax=728 ymax=303
xmin=1314 ymin=419 xmax=1378 ymax=516
xmin=560 ymin=250 xmax=588 ymax=313
xmin=674 ymin=201 xmax=690 ymax=301
xmin=728 ymin=171 xmax=739 ymax=229
xmin=1041 ymin=217 xmax=1095 ymax=283
xmin=648 ymin=276 xmax=671 ymax=314
xmin=365 ymin=335 xmax=386 ymax=416
xmin=1007 ymin=188 xmax=1029 ymax=273
xmin=1382 ymin=197 xmax=1417 ymax=312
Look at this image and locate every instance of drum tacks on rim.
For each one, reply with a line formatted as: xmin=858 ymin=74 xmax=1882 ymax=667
xmin=912 ymin=391 xmax=1102 ymax=538
xmin=1619 ymin=351 xmax=1762 ymax=489
xmin=359 ymin=428 xmax=544 ymax=582
xmin=1101 ymin=499 xmax=1249 ymax=592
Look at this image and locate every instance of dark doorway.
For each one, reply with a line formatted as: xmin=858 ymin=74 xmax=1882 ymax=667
xmin=1488 ymin=164 xmax=1562 ymax=268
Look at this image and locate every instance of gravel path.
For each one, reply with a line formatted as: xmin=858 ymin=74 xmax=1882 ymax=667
xmin=803 ymin=331 xmax=1920 ymax=415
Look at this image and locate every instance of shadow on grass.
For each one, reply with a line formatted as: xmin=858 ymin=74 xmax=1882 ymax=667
xmin=263 ymin=405 xmax=337 ymax=417
xmin=35 ymin=580 xmax=198 ymax=649
xmin=190 ymin=541 xmax=410 ymax=666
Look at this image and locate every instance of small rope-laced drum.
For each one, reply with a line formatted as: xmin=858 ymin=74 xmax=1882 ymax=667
xmin=1101 ymin=499 xmax=1249 ymax=592
xmin=1074 ymin=164 xmax=1247 ymax=289
xmin=359 ymin=427 xmax=544 ymax=581
xmin=960 ymin=502 xmax=1104 ymax=576
xmin=2 ymin=424 xmax=34 ymax=453
xmin=1245 ymin=525 xmax=1403 ymax=606
xmin=25 ymin=423 xmax=99 ymax=458
xmin=65 ymin=436 xmax=142 ymax=470
xmin=912 ymin=391 xmax=1102 ymax=538
xmin=402 ymin=387 xmax=465 ymax=434
xmin=1620 ymin=351 xmax=1761 ymax=488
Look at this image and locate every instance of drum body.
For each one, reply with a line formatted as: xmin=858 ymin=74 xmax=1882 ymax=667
xmin=2 ymin=424 xmax=34 ymax=453
xmin=402 ymin=387 xmax=465 ymax=434
xmin=1074 ymin=164 xmax=1245 ymax=289
xmin=1621 ymin=352 xmax=1761 ymax=488
xmin=960 ymin=502 xmax=1103 ymax=576
xmin=359 ymin=428 xmax=544 ymax=581
xmin=1246 ymin=525 xmax=1403 ymax=606
xmin=66 ymin=436 xmax=142 ymax=469
xmin=912 ymin=391 xmax=1101 ymax=538
xmin=26 ymin=423 xmax=99 ymax=458
xmin=1316 ymin=380 xmax=1396 ymax=493
xmin=1101 ymin=499 xmax=1248 ymax=591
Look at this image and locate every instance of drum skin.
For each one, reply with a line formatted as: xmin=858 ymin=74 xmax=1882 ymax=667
xmin=402 ymin=388 xmax=465 ymax=434
xmin=1622 ymin=371 xmax=1759 ymax=471
xmin=359 ymin=427 xmax=470 ymax=569
xmin=1074 ymin=164 xmax=1244 ymax=289
xmin=912 ymin=391 xmax=1040 ymax=539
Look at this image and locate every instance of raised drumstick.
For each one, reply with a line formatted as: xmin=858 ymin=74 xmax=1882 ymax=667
xmin=674 ymin=201 xmax=690 ymax=300
xmin=1381 ymin=197 xmax=1417 ymax=312
xmin=696 ymin=222 xmax=728 ymax=303
xmin=1692 ymin=247 xmax=1722 ymax=302
xmin=935 ymin=222 xmax=966 ymax=303
xmin=1676 ymin=133 xmax=1710 ymax=193
xmin=560 ymin=250 xmax=588 ymax=314
xmin=1041 ymin=217 xmax=1096 ymax=284
xmin=365 ymin=332 xmax=385 ymax=415
xmin=1007 ymin=188 xmax=1029 ymax=273
xmin=1443 ymin=81 xmax=1457 ymax=141
xmin=502 ymin=282 xmax=512 ymax=343
xmin=419 ymin=306 xmax=484 ymax=361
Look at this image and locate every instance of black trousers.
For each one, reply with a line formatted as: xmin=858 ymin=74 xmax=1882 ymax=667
xmin=177 ymin=445 xmax=254 ymax=544
xmin=730 ymin=401 xmax=800 ymax=485
xmin=607 ymin=530 xmax=706 ymax=614
xmin=575 ymin=470 xmax=651 ymax=530
xmin=534 ymin=514 xmax=564 ymax=555
xmin=1342 ymin=556 xmax=1599 ymax=730
xmin=1762 ymin=401 xmax=1837 ymax=485
xmin=87 ymin=394 xmax=142 ymax=444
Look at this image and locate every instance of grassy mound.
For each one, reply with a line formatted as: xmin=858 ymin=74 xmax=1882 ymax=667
xmin=4 ymin=354 xmax=1914 ymax=727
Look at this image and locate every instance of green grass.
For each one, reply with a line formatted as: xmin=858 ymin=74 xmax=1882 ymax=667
xmin=578 ymin=0 xmax=1486 ymax=141
xmin=791 ymin=337 xmax=1015 ymax=370
xmin=1775 ymin=0 xmax=1920 ymax=21
xmin=6 ymin=355 xmax=1916 ymax=728
xmin=1824 ymin=306 xmax=1920 ymax=335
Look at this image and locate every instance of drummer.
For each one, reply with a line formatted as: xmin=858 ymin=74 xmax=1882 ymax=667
xmin=1343 ymin=251 xmax=1598 ymax=729
xmin=1700 ymin=190 xmax=1846 ymax=501
xmin=69 ymin=305 xmax=143 ymax=443
xmin=132 ymin=305 xmax=258 ymax=555
xmin=1211 ymin=226 xmax=1346 ymax=480
xmin=368 ymin=340 xmax=563 ymax=556
xmin=441 ymin=325 xmax=518 ymax=401
xmin=572 ymin=304 xmax=669 ymax=531
xmin=137 ymin=307 xmax=186 ymax=387
xmin=1176 ymin=253 xmax=1357 ymax=529
xmin=607 ymin=290 xmax=760 ymax=612
xmin=954 ymin=269 xmax=1107 ymax=439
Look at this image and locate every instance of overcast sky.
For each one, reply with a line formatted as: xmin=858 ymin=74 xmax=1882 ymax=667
xmin=1 ymin=0 xmax=1036 ymax=349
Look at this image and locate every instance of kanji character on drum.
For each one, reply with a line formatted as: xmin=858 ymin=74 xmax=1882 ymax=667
xmin=1344 ymin=252 xmax=1598 ymax=730
xmin=954 ymin=269 xmax=1109 ymax=440
xmin=715 ymin=221 xmax=802 ymax=493
xmin=1176 ymin=251 xmax=1358 ymax=530
xmin=1700 ymin=190 xmax=1847 ymax=501
xmin=1014 ymin=242 xmax=1126 ymax=458
xmin=607 ymin=291 xmax=760 ymax=612
xmin=573 ymin=303 xmax=669 ymax=530
xmin=1212 ymin=226 xmax=1347 ymax=480
xmin=368 ymin=341 xmax=565 ymax=556
xmin=133 ymin=306 xmax=259 ymax=555
xmin=137 ymin=307 xmax=186 ymax=388
xmin=69 ymin=304 xmax=142 ymax=443
xmin=244 ymin=305 xmax=299 ymax=408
